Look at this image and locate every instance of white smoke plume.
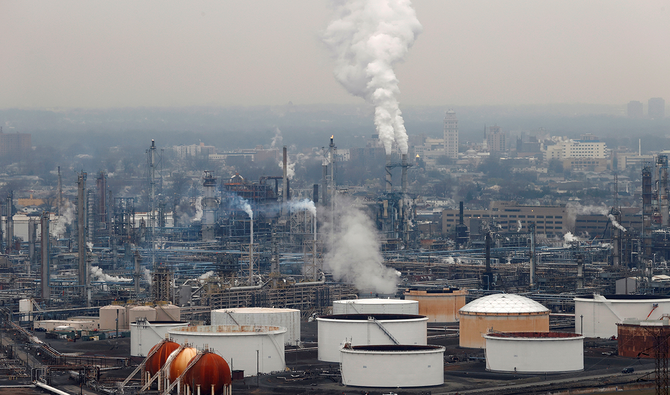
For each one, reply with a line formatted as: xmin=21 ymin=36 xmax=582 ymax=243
xmin=563 ymin=232 xmax=580 ymax=247
xmin=287 ymin=199 xmax=317 ymax=217
xmin=270 ymin=127 xmax=283 ymax=148
xmin=278 ymin=156 xmax=296 ymax=180
xmin=608 ymin=214 xmax=627 ymax=232
xmin=90 ymin=266 xmax=132 ymax=283
xmin=323 ymin=0 xmax=422 ymax=154
xmin=86 ymin=242 xmax=93 ymax=252
xmin=143 ymin=268 xmax=152 ymax=285
xmin=51 ymin=200 xmax=75 ymax=237
xmin=565 ymin=203 xmax=610 ymax=230
xmin=516 ymin=220 xmax=523 ymax=232
xmin=324 ymin=197 xmax=398 ymax=294
xmin=227 ymin=194 xmax=253 ymax=219
xmin=199 ymin=271 xmax=215 ymax=281
xmin=194 ymin=197 xmax=203 ymax=222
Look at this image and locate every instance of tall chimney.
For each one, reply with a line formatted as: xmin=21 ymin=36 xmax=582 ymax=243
xmin=282 ymin=146 xmax=288 ymax=209
xmin=313 ymin=184 xmax=319 ymax=204
xmin=385 ymin=155 xmax=393 ymax=193
xmin=459 ymin=201 xmax=464 ymax=225
xmin=40 ymin=213 xmax=50 ymax=302
xmin=77 ymin=172 xmax=89 ymax=305
xmin=529 ymin=223 xmax=536 ymax=288
xmin=5 ymin=192 xmax=13 ymax=254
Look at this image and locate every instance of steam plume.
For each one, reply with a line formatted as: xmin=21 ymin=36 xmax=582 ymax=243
xmin=51 ymin=201 xmax=75 ymax=237
xmin=270 ymin=126 xmax=283 ymax=148
xmin=194 ymin=197 xmax=203 ymax=221
xmin=227 ymin=194 xmax=253 ymax=219
xmin=90 ymin=266 xmax=132 ymax=283
xmin=608 ymin=214 xmax=627 ymax=232
xmin=324 ymin=197 xmax=398 ymax=294
xmin=323 ymin=0 xmax=422 ymax=154
xmin=287 ymin=198 xmax=317 ymax=217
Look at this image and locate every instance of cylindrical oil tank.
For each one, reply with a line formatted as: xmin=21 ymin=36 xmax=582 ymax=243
xmin=317 ymin=314 xmax=428 ymax=363
xmin=155 ymin=304 xmax=181 ymax=322
xmin=340 ymin=345 xmax=445 ymax=388
xmin=183 ymin=352 xmax=232 ymax=395
xmin=484 ymin=332 xmax=584 ymax=373
xmin=129 ymin=306 xmax=157 ymax=324
xmin=100 ymin=305 xmax=128 ymax=330
xmin=211 ymin=307 xmax=300 ymax=346
xmin=617 ymin=319 xmax=670 ymax=358
xmin=19 ymin=299 xmax=33 ymax=322
xmin=459 ymin=294 xmax=550 ymax=349
xmin=404 ymin=288 xmax=467 ymax=322
xmin=167 ymin=347 xmax=198 ymax=382
xmin=575 ymin=294 xmax=670 ymax=338
xmin=144 ymin=340 xmax=180 ymax=376
xmin=130 ymin=321 xmax=189 ymax=357
xmin=168 ymin=325 xmax=286 ymax=376
xmin=332 ymin=299 xmax=419 ymax=315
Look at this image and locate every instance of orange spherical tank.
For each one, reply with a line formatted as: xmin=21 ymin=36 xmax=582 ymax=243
xmin=183 ymin=352 xmax=232 ymax=395
xmin=168 ymin=347 xmax=198 ymax=382
xmin=145 ymin=341 xmax=179 ymax=376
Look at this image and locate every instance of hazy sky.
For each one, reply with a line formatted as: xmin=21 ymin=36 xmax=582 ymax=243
xmin=2 ymin=0 xmax=669 ymax=108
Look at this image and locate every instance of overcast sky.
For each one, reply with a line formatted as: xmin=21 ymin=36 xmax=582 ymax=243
xmin=2 ymin=0 xmax=668 ymax=108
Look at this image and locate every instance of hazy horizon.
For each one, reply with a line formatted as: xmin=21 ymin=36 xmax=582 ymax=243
xmin=2 ymin=1 xmax=669 ymax=109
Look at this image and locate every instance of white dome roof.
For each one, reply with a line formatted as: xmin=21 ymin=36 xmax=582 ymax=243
xmin=460 ymin=294 xmax=549 ymax=314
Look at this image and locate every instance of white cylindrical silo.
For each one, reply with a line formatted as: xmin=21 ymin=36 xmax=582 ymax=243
xmin=128 ymin=306 xmax=157 ymax=324
xmin=574 ymin=294 xmax=670 ymax=338
xmin=130 ymin=321 xmax=189 ymax=357
xmin=211 ymin=307 xmax=300 ymax=346
xmin=317 ymin=314 xmax=428 ymax=363
xmin=100 ymin=305 xmax=128 ymax=330
xmin=168 ymin=325 xmax=286 ymax=376
xmin=484 ymin=332 xmax=584 ymax=373
xmin=340 ymin=345 xmax=445 ymax=387
xmin=332 ymin=299 xmax=419 ymax=315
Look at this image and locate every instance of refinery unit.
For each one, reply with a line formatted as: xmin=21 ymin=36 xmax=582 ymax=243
xmin=4 ymin=139 xmax=670 ymax=394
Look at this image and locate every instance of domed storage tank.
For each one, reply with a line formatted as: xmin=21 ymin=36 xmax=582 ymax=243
xmin=211 ymin=307 xmax=300 ymax=345
xmin=168 ymin=325 xmax=286 ymax=376
xmin=100 ymin=305 xmax=128 ymax=330
xmin=183 ymin=352 xmax=232 ymax=395
xmin=459 ymin=294 xmax=549 ymax=348
xmin=144 ymin=340 xmax=180 ymax=377
xmin=155 ymin=304 xmax=181 ymax=322
xmin=575 ymin=294 xmax=670 ymax=338
xmin=317 ymin=314 xmax=428 ymax=363
xmin=404 ymin=288 xmax=468 ymax=322
xmin=484 ymin=332 xmax=584 ymax=373
xmin=130 ymin=321 xmax=189 ymax=356
xmin=332 ymin=299 xmax=419 ymax=315
xmin=129 ymin=306 xmax=157 ymax=324
xmin=167 ymin=347 xmax=198 ymax=383
xmin=340 ymin=345 xmax=445 ymax=388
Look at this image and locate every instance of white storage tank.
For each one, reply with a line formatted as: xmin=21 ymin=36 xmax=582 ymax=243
xmin=574 ymin=294 xmax=670 ymax=338
xmin=459 ymin=293 xmax=550 ymax=349
xmin=19 ymin=299 xmax=33 ymax=322
xmin=333 ymin=298 xmax=419 ymax=315
xmin=340 ymin=345 xmax=445 ymax=387
xmin=484 ymin=332 xmax=584 ymax=373
xmin=130 ymin=321 xmax=189 ymax=357
xmin=128 ymin=306 xmax=157 ymax=324
xmin=168 ymin=325 xmax=286 ymax=376
xmin=211 ymin=307 xmax=300 ymax=346
xmin=100 ymin=305 xmax=128 ymax=330
xmin=155 ymin=304 xmax=181 ymax=321
xmin=317 ymin=314 xmax=428 ymax=363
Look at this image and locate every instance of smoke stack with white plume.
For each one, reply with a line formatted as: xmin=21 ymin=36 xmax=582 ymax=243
xmin=323 ymin=0 xmax=422 ymax=154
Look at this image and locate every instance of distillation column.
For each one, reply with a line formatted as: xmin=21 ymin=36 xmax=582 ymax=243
xmin=201 ymin=171 xmax=218 ymax=241
xmin=40 ymin=213 xmax=50 ymax=302
xmin=77 ymin=172 xmax=89 ymax=305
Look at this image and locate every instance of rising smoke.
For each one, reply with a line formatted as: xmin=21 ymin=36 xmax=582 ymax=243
xmin=270 ymin=126 xmax=283 ymax=148
xmin=287 ymin=198 xmax=317 ymax=217
xmin=323 ymin=196 xmax=399 ymax=294
xmin=51 ymin=200 xmax=75 ymax=237
xmin=90 ymin=266 xmax=132 ymax=283
xmin=323 ymin=0 xmax=422 ymax=154
xmin=194 ymin=197 xmax=203 ymax=222
xmin=278 ymin=156 xmax=296 ymax=180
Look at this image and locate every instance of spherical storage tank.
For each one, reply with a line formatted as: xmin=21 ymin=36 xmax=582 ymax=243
xmin=100 ymin=305 xmax=128 ymax=330
xmin=459 ymin=294 xmax=549 ymax=348
xmin=404 ymin=288 xmax=467 ymax=323
xmin=183 ymin=352 xmax=232 ymax=395
xmin=168 ymin=325 xmax=286 ymax=376
xmin=167 ymin=347 xmax=198 ymax=383
xmin=211 ymin=307 xmax=300 ymax=346
xmin=340 ymin=345 xmax=445 ymax=388
xmin=144 ymin=340 xmax=180 ymax=377
xmin=129 ymin=306 xmax=157 ymax=323
xmin=484 ymin=332 xmax=584 ymax=373
xmin=317 ymin=314 xmax=428 ymax=363
xmin=332 ymin=298 xmax=419 ymax=315
xmin=575 ymin=294 xmax=670 ymax=338
xmin=131 ymin=321 xmax=189 ymax=356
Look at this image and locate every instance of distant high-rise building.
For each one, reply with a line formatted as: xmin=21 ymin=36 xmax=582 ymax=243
xmin=627 ymin=101 xmax=644 ymax=118
xmin=443 ymin=109 xmax=458 ymax=159
xmin=648 ymin=98 xmax=666 ymax=119
xmin=486 ymin=125 xmax=506 ymax=153
xmin=0 ymin=128 xmax=31 ymax=161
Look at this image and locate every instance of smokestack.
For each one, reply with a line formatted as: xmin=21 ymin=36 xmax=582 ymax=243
xmin=282 ymin=146 xmax=288 ymax=212
xmin=77 ymin=172 xmax=89 ymax=305
xmin=529 ymin=223 xmax=536 ymax=289
xmin=401 ymin=154 xmax=408 ymax=195
xmin=459 ymin=201 xmax=464 ymax=225
xmin=482 ymin=232 xmax=492 ymax=290
xmin=322 ymin=164 xmax=328 ymax=207
xmin=40 ymin=212 xmax=50 ymax=302
xmin=5 ymin=192 xmax=12 ymax=254
xmin=249 ymin=216 xmax=254 ymax=284
xmin=313 ymin=184 xmax=319 ymax=204
xmin=57 ymin=166 xmax=62 ymax=216
xmin=385 ymin=155 xmax=392 ymax=193
xmin=639 ymin=139 xmax=642 ymax=156
xmin=134 ymin=251 xmax=140 ymax=295
xmin=28 ymin=219 xmax=36 ymax=273
xmin=576 ymin=254 xmax=584 ymax=289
